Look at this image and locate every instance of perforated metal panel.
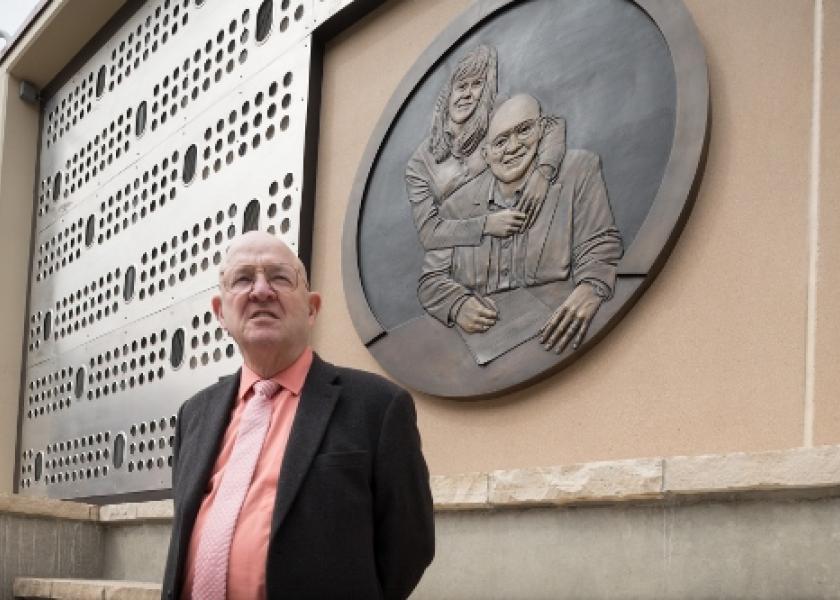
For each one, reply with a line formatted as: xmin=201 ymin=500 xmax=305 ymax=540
xmin=19 ymin=0 xmax=360 ymax=499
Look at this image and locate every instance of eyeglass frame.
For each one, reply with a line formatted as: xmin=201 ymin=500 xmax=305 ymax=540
xmin=486 ymin=118 xmax=541 ymax=156
xmin=218 ymin=262 xmax=310 ymax=295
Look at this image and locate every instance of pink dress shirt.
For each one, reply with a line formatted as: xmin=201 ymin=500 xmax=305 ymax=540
xmin=182 ymin=348 xmax=313 ymax=600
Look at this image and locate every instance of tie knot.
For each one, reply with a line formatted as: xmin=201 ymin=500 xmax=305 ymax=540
xmin=252 ymin=379 xmax=281 ymax=399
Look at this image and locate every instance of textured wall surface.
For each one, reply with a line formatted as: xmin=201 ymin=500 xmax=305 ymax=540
xmin=416 ymin=497 xmax=840 ymax=599
xmin=312 ymin=0 xmax=835 ymax=474
xmin=0 ymin=514 xmax=102 ymax=600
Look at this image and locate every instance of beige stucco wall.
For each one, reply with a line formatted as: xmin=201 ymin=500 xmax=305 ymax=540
xmin=0 ymin=0 xmax=836 ymax=488
xmin=0 ymin=74 xmax=36 ymax=495
xmin=311 ymin=0 xmax=837 ymax=475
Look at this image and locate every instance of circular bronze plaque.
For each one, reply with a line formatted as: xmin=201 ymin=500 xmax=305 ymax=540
xmin=343 ymin=0 xmax=708 ymax=398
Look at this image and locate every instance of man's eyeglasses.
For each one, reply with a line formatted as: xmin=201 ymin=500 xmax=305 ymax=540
xmin=221 ymin=264 xmax=303 ymax=294
xmin=488 ymin=119 xmax=539 ymax=154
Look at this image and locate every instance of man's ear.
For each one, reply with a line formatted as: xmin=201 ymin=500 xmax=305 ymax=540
xmin=211 ymin=294 xmax=226 ymax=329
xmin=307 ymin=291 xmax=322 ymax=324
xmin=481 ymin=145 xmax=488 ymax=164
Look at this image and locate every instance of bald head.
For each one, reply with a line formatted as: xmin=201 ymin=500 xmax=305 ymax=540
xmin=220 ymin=231 xmax=308 ymax=287
xmin=487 ymin=94 xmax=541 ymax=141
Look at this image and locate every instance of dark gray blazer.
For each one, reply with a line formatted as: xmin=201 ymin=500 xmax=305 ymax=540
xmin=161 ymin=354 xmax=435 ymax=599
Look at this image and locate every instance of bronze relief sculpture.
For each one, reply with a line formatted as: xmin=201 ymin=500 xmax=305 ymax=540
xmin=343 ymin=0 xmax=708 ymax=398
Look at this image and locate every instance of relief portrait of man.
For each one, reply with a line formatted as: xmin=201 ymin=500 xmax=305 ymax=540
xmin=349 ymin=0 xmax=688 ymax=395
xmin=405 ymin=45 xmax=567 ymax=251
xmin=405 ymin=44 xmax=623 ymax=364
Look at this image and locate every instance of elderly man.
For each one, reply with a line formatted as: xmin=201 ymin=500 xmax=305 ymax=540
xmin=162 ymin=231 xmax=434 ymax=600
xmin=418 ymin=94 xmax=623 ymax=353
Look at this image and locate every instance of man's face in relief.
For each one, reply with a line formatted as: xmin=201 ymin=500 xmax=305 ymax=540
xmin=484 ymin=94 xmax=542 ymax=185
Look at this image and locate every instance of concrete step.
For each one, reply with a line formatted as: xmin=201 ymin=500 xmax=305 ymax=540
xmin=14 ymin=577 xmax=160 ymax=600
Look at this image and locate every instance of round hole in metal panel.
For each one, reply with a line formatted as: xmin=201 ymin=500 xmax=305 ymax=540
xmin=171 ymin=328 xmax=185 ymax=369
xmin=243 ymin=199 xmax=260 ymax=232
xmin=124 ymin=266 xmax=136 ymax=301
xmin=136 ymin=100 xmax=147 ymax=137
xmin=183 ymin=144 xmax=197 ymax=184
xmin=113 ymin=433 xmax=126 ymax=469
xmin=256 ymin=0 xmax=273 ymax=42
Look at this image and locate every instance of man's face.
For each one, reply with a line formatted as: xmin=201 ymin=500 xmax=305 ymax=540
xmin=448 ymin=74 xmax=485 ymax=125
xmin=484 ymin=95 xmax=542 ymax=184
xmin=211 ymin=232 xmax=320 ymax=363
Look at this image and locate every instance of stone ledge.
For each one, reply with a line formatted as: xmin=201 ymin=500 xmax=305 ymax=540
xmin=8 ymin=446 xmax=840 ymax=520
xmin=0 ymin=493 xmax=97 ymax=521
xmin=431 ymin=472 xmax=489 ymax=509
xmin=98 ymin=500 xmax=173 ymax=523
xmin=663 ymin=445 xmax=840 ymax=494
xmin=13 ymin=578 xmax=161 ymax=600
xmin=489 ymin=458 xmax=664 ymax=507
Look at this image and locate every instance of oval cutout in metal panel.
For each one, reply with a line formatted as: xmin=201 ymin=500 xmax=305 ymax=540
xmin=113 ymin=433 xmax=126 ymax=469
xmin=342 ymin=0 xmax=709 ymax=398
xmin=136 ymin=101 xmax=147 ymax=137
xmin=75 ymin=366 xmax=86 ymax=399
xmin=256 ymin=0 xmax=273 ymax=42
xmin=243 ymin=199 xmax=260 ymax=232
xmin=85 ymin=214 xmax=96 ymax=247
xmin=183 ymin=144 xmax=197 ymax=184
xmin=34 ymin=452 xmax=43 ymax=482
xmin=170 ymin=328 xmax=185 ymax=369
xmin=123 ymin=266 xmax=136 ymax=301
xmin=96 ymin=65 xmax=107 ymax=97
xmin=42 ymin=311 xmax=51 ymax=341
xmin=52 ymin=172 xmax=61 ymax=201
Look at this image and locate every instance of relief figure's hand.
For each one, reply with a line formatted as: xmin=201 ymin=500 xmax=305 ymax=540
xmin=483 ymin=210 xmax=526 ymax=237
xmin=517 ymin=167 xmax=551 ymax=229
xmin=540 ymin=283 xmax=602 ymax=352
xmin=455 ymin=296 xmax=498 ymax=333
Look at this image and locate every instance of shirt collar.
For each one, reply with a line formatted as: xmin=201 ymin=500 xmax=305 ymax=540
xmin=238 ymin=347 xmax=314 ymax=400
xmin=490 ymin=179 xmax=520 ymax=209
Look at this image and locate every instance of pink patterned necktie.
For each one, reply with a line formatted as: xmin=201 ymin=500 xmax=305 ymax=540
xmin=192 ymin=379 xmax=281 ymax=600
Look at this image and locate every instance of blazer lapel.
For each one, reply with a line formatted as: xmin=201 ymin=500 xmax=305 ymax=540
xmin=180 ymin=372 xmax=240 ymax=521
xmin=270 ymin=354 xmax=340 ymax=537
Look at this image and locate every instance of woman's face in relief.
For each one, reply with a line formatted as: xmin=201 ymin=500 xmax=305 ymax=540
xmin=448 ymin=74 xmax=485 ymax=125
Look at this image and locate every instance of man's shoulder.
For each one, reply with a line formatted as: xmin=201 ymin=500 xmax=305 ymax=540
xmin=314 ymin=356 xmax=410 ymax=406
xmin=180 ymin=371 xmax=239 ymax=414
xmin=561 ymin=148 xmax=601 ymax=171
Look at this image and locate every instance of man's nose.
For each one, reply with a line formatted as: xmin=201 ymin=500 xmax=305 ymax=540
xmin=249 ymin=273 xmax=276 ymax=299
